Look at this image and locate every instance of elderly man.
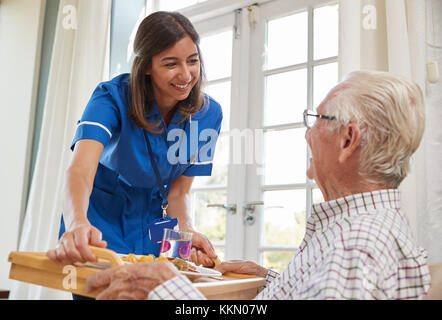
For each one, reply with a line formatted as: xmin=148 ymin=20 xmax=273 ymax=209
xmin=85 ymin=70 xmax=431 ymax=300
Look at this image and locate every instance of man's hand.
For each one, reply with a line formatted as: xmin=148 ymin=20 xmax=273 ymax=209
xmin=86 ymin=261 xmax=180 ymax=300
xmin=216 ymin=260 xmax=269 ymax=278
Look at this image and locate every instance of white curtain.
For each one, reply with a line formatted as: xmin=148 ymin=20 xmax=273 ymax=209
xmin=339 ymin=0 xmax=442 ymax=262
xmin=9 ymin=0 xmax=111 ymax=300
xmin=420 ymin=0 xmax=442 ymax=263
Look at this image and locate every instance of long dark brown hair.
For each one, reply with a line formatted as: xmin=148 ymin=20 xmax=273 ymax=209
xmin=128 ymin=11 xmax=206 ymax=133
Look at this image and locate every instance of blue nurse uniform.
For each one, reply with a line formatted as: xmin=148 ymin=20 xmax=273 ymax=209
xmin=58 ymin=73 xmax=223 ymax=256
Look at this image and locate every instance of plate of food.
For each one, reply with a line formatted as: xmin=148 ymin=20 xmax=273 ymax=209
xmin=118 ymin=253 xmax=222 ymax=279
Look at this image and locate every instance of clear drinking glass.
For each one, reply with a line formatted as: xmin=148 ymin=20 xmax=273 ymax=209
xmin=159 ymin=229 xmax=193 ymax=260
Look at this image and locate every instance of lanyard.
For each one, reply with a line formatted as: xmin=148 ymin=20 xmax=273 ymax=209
xmin=144 ymin=116 xmax=189 ymax=218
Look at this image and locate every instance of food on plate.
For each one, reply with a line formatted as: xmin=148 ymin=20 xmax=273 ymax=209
xmin=121 ymin=253 xmax=154 ymax=263
xmin=138 ymin=255 xmax=155 ymax=263
xmin=119 ymin=253 xmax=223 ymax=282
xmin=170 ymin=258 xmax=198 ymax=272
xmin=170 ymin=257 xmax=188 ymax=271
xmin=155 ymin=256 xmax=169 ymax=262
xmin=121 ymin=254 xmax=195 ymax=271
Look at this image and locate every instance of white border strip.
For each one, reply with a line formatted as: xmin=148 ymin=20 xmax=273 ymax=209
xmin=192 ymin=161 xmax=213 ymax=166
xmin=77 ymin=121 xmax=112 ymax=138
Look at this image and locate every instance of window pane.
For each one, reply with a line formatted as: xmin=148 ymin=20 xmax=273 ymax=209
xmin=266 ymin=12 xmax=308 ymax=70
xmin=193 ymin=190 xmax=227 ymax=243
xmin=200 ymin=30 xmax=233 ymax=81
xmin=314 ymin=4 xmax=339 ymax=60
xmin=110 ymin=0 xmax=146 ymax=76
xmin=312 ymin=188 xmax=324 ymax=204
xmin=262 ymin=251 xmax=294 ymax=273
xmin=213 ymin=247 xmax=225 ymax=262
xmin=263 ymin=189 xmax=306 ymax=246
xmin=193 ymin=132 xmax=229 ymax=187
xmin=264 ymin=128 xmax=307 ymax=185
xmin=264 ymin=69 xmax=307 ymax=126
xmin=159 ymin=0 xmax=209 ymax=10
xmin=313 ymin=62 xmax=338 ymax=108
xmin=159 ymin=0 xmax=197 ymax=11
xmin=204 ymin=81 xmax=231 ymax=132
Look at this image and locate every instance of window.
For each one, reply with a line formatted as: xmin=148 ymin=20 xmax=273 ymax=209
xmin=245 ymin=0 xmax=339 ymax=271
xmin=157 ymin=0 xmax=210 ymax=11
xmin=110 ymin=0 xmax=339 ymax=272
xmin=191 ymin=24 xmax=235 ymax=261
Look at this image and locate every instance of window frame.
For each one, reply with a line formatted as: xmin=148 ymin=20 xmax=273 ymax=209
xmin=244 ymin=0 xmax=339 ymax=266
xmin=137 ymin=0 xmax=339 ymax=265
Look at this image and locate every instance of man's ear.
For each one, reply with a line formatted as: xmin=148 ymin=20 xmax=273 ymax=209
xmin=338 ymin=123 xmax=361 ymax=163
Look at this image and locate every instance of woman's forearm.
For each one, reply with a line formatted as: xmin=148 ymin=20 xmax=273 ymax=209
xmin=166 ymin=192 xmax=193 ymax=231
xmin=62 ymin=140 xmax=103 ymax=231
xmin=62 ymin=167 xmax=93 ymax=231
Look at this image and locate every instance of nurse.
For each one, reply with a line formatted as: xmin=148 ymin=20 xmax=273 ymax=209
xmin=48 ymin=11 xmax=222 ymax=268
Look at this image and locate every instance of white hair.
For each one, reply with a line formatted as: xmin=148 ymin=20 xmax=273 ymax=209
xmin=324 ymin=70 xmax=425 ymax=188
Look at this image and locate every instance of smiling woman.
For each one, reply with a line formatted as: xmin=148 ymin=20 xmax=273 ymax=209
xmin=129 ymin=11 xmax=207 ymax=133
xmin=147 ymin=37 xmax=201 ymax=124
xmin=48 ymin=11 xmax=223 ymax=300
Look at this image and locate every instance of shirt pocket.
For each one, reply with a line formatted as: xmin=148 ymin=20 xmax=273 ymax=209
xmin=90 ymin=186 xmax=126 ymax=224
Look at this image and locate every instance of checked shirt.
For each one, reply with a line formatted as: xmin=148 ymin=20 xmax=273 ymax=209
xmin=149 ymin=189 xmax=431 ymax=300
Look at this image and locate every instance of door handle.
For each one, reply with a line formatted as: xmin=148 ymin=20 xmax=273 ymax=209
xmin=243 ymin=201 xmax=264 ymax=213
xmin=243 ymin=201 xmax=264 ymax=225
xmin=206 ymin=203 xmax=237 ymax=214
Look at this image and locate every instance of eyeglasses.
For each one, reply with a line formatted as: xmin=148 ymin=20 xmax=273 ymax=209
xmin=303 ymin=109 xmax=337 ymax=128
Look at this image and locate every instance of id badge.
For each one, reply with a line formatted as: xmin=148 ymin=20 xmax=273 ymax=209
xmin=147 ymin=217 xmax=178 ymax=244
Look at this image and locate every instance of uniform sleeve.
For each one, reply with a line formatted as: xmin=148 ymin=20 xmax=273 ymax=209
xmin=71 ymin=83 xmax=121 ymax=150
xmin=183 ymin=100 xmax=223 ymax=177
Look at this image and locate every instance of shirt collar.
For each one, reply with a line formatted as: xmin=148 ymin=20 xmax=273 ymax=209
xmin=145 ymin=101 xmax=187 ymax=126
xmin=145 ymin=100 xmax=161 ymax=119
xmin=311 ymin=189 xmax=401 ymax=232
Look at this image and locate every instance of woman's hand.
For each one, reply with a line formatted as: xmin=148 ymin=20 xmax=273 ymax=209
xmin=184 ymin=229 xmax=217 ymax=267
xmin=47 ymin=220 xmax=107 ymax=264
xmin=216 ymin=260 xmax=269 ymax=278
xmin=50 ymin=139 xmax=106 ymax=264
xmin=167 ymin=176 xmax=218 ymax=267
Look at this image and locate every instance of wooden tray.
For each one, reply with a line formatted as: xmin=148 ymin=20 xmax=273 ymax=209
xmin=8 ymin=246 xmax=265 ymax=300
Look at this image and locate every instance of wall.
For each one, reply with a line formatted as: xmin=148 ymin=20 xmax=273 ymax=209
xmin=0 ymin=0 xmax=46 ymax=290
